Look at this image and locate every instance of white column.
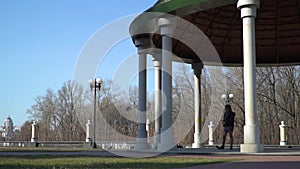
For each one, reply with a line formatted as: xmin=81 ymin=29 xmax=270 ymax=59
xmin=157 ymin=17 xmax=176 ymax=151
xmin=279 ymin=121 xmax=287 ymax=146
xmin=86 ymin=120 xmax=92 ymax=143
xmin=208 ymin=121 xmax=215 ymax=146
xmin=31 ymin=121 xmax=38 ymax=142
xmin=238 ymin=0 xmax=264 ymax=153
xmin=153 ymin=57 xmax=162 ymax=149
xmin=192 ymin=63 xmax=203 ymax=148
xmin=134 ymin=38 xmax=149 ymax=150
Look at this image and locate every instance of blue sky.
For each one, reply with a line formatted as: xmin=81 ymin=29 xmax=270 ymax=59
xmin=0 ymin=0 xmax=156 ymax=126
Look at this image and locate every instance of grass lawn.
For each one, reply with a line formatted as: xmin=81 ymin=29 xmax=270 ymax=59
xmin=0 ymin=155 xmax=237 ymax=169
xmin=0 ymin=147 xmax=239 ymax=169
xmin=0 ymin=147 xmax=86 ymax=152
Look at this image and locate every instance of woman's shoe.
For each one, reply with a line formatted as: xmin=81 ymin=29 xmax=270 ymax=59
xmin=216 ymin=145 xmax=224 ymax=149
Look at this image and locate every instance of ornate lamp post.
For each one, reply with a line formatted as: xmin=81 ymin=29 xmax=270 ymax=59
xmin=221 ymin=93 xmax=234 ymax=105
xmin=88 ymin=77 xmax=103 ymax=148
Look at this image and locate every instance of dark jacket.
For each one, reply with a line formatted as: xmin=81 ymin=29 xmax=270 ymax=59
xmin=223 ymin=111 xmax=235 ymax=127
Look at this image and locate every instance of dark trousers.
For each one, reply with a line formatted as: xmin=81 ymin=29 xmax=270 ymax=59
xmin=221 ymin=126 xmax=234 ymax=149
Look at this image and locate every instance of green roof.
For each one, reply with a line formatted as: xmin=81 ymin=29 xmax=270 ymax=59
xmin=147 ymin=0 xmax=236 ymax=15
xmin=130 ymin=0 xmax=236 ymax=37
xmin=148 ymin=0 xmax=209 ymax=13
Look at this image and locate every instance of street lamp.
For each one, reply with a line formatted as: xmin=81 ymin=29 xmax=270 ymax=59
xmin=221 ymin=93 xmax=234 ymax=105
xmin=88 ymin=77 xmax=103 ymax=148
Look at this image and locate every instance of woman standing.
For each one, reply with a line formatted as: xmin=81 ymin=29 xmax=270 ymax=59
xmin=216 ymin=104 xmax=235 ymax=150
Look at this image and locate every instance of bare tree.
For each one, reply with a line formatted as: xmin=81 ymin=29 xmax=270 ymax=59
xmin=26 ymin=89 xmax=57 ymax=141
xmin=24 ymin=65 xmax=299 ymax=145
xmin=255 ymin=66 xmax=300 ymax=144
xmin=27 ymin=81 xmax=87 ymax=141
xmin=19 ymin=120 xmax=33 ymax=141
xmin=55 ymin=81 xmax=86 ymax=141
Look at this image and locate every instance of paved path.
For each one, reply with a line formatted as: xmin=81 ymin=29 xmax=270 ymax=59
xmin=0 ymin=147 xmax=299 ymax=169
xmin=175 ymin=155 xmax=300 ymax=169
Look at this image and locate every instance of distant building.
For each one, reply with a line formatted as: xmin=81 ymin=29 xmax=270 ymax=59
xmin=2 ymin=116 xmax=14 ymax=140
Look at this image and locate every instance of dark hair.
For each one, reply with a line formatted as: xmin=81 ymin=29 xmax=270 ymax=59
xmin=225 ymin=104 xmax=232 ymax=112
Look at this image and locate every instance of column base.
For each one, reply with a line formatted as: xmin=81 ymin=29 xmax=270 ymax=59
xmin=192 ymin=133 xmax=201 ymax=148
xmin=153 ymin=133 xmax=160 ymax=149
xmin=240 ymin=143 xmax=264 ymax=153
xmin=192 ymin=142 xmax=204 ymax=148
xmin=208 ymin=141 xmax=215 ymax=146
xmin=192 ymin=133 xmax=204 ymax=148
xmin=150 ymin=143 xmax=157 ymax=149
xmin=31 ymin=138 xmax=37 ymax=142
xmin=157 ymin=143 xmax=176 ymax=152
xmin=157 ymin=128 xmax=174 ymax=152
xmin=134 ymin=138 xmax=150 ymax=150
xmin=280 ymin=141 xmax=287 ymax=146
xmin=134 ymin=143 xmax=150 ymax=150
xmin=152 ymin=144 xmax=158 ymax=150
xmin=86 ymin=138 xmax=92 ymax=143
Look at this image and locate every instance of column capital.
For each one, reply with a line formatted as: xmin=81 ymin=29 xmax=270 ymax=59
xmin=152 ymin=51 xmax=161 ymax=62
xmin=150 ymin=48 xmax=162 ymax=59
xmin=192 ymin=62 xmax=203 ymax=76
xmin=157 ymin=16 xmax=176 ymax=36
xmin=153 ymin=58 xmax=161 ymax=67
xmin=32 ymin=121 xmax=37 ymax=125
xmin=135 ymin=37 xmax=153 ymax=54
xmin=237 ymin=0 xmax=260 ymax=18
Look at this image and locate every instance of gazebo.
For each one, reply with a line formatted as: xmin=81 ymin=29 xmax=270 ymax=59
xmin=129 ymin=0 xmax=300 ymax=153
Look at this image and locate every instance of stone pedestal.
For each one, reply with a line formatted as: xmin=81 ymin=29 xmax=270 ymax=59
xmin=208 ymin=121 xmax=214 ymax=146
xmin=31 ymin=121 xmax=38 ymax=143
xmin=279 ymin=121 xmax=287 ymax=146
xmin=86 ymin=120 xmax=92 ymax=143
